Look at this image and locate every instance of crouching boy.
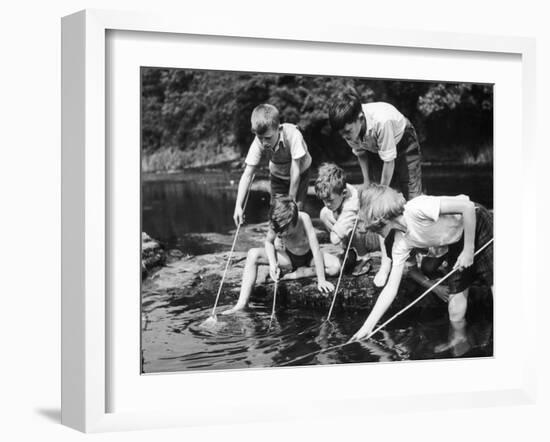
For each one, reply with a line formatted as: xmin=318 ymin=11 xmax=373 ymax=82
xmin=329 ymin=88 xmax=424 ymax=287
xmin=224 ymin=197 xmax=339 ymax=314
xmin=314 ymin=163 xmax=372 ymax=274
xmin=350 ymin=184 xmax=493 ymax=341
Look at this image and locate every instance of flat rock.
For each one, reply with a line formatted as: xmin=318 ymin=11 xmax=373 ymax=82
xmin=142 ymin=224 xmax=492 ymax=320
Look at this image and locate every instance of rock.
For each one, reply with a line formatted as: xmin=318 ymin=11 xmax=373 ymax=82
xmin=141 ymin=232 xmax=167 ymax=278
xmin=141 ymin=245 xmax=463 ymax=320
xmin=141 ymin=227 xmax=492 ymax=320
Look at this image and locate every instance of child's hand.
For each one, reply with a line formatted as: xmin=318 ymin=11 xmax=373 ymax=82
xmin=233 ymin=206 xmax=244 ymax=227
xmin=269 ymin=265 xmax=280 ymax=282
xmin=453 ymin=247 xmax=474 ymax=271
xmin=349 ymin=324 xmax=372 ymax=343
xmin=317 ymin=279 xmax=335 ymax=294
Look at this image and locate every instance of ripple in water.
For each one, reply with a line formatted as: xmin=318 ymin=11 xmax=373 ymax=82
xmin=142 ymin=296 xmax=493 ymax=373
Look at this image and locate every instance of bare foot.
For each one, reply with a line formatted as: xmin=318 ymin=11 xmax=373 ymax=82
xmin=434 ymin=335 xmax=470 ymax=356
xmin=281 ymin=271 xmax=298 ymax=280
xmin=221 ymin=305 xmax=245 ymax=315
xmin=373 ymin=258 xmax=391 ymax=287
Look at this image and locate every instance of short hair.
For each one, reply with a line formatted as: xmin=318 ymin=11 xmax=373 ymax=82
xmin=269 ymin=196 xmax=299 ymax=234
xmin=328 ymin=88 xmax=363 ymax=132
xmin=314 ymin=163 xmax=347 ymax=199
xmin=251 ymin=104 xmax=280 ymax=135
xmin=358 ymin=184 xmax=406 ymax=231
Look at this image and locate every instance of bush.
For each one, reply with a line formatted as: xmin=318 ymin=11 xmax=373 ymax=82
xmin=141 ymin=68 xmax=493 ymax=170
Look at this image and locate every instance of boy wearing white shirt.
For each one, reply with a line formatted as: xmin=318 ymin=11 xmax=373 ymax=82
xmin=329 ymin=88 xmax=424 ymax=286
xmin=233 ymin=104 xmax=312 ymax=227
xmin=314 ymin=163 xmax=370 ymax=275
xmin=350 ymin=184 xmax=493 ymax=342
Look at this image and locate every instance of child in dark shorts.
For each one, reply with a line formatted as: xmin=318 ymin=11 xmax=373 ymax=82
xmin=224 ymin=197 xmax=340 ymax=314
xmin=349 ymin=184 xmax=493 ymax=342
xmin=286 ymin=249 xmax=314 ymax=271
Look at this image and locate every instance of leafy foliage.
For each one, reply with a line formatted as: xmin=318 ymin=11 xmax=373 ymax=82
xmin=141 ymin=68 xmax=493 ymax=169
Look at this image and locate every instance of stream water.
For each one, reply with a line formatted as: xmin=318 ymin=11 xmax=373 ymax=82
xmin=141 ymin=166 xmax=493 ymax=373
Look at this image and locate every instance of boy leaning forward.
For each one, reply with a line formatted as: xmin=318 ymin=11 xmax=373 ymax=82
xmin=329 ymin=88 xmax=426 ymax=286
xmin=233 ymin=104 xmax=312 ymax=227
xmin=328 ymin=88 xmax=422 ymax=200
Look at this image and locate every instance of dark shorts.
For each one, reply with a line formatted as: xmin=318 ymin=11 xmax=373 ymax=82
xmin=270 ymin=167 xmax=311 ymax=206
xmin=366 ymin=121 xmax=422 ymax=201
xmin=286 ymin=248 xmax=313 ymax=271
xmin=446 ymin=204 xmax=493 ymax=294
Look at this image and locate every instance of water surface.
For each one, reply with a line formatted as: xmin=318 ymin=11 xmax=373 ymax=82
xmin=141 ymin=166 xmax=493 ymax=373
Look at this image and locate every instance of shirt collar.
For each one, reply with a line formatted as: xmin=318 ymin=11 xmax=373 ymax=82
xmin=273 ymin=125 xmax=284 ymax=152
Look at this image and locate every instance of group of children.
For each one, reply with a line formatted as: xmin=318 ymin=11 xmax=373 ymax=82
xmin=223 ymin=88 xmax=494 ymax=343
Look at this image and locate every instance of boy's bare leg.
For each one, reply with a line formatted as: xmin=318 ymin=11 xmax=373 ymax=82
xmin=282 ymin=267 xmax=316 ymax=280
xmin=434 ymin=319 xmax=470 ymax=356
xmin=283 ymin=252 xmax=340 ymax=280
xmin=448 ymin=289 xmax=469 ymax=322
xmin=374 ymin=235 xmax=392 ymax=287
xmin=223 ymin=248 xmax=268 ymax=314
xmin=323 ymin=252 xmax=341 ymax=277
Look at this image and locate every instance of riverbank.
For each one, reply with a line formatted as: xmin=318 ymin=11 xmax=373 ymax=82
xmin=141 ymin=146 xmax=240 ymax=173
xmin=141 ymin=143 xmax=493 ymax=174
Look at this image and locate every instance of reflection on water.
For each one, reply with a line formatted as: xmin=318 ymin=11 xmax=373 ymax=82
xmin=142 ymin=166 xmax=492 ymax=255
xmin=142 ymin=288 xmax=493 ymax=373
xmin=141 ymin=166 xmax=493 ymax=373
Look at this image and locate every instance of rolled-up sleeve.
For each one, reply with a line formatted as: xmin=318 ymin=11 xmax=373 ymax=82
xmin=376 ymin=120 xmax=398 ymax=162
xmin=409 ymin=195 xmax=441 ymax=222
xmin=244 ymin=138 xmax=263 ymax=166
xmin=391 ymin=232 xmax=411 ymax=266
xmin=288 ymin=128 xmax=307 ymax=160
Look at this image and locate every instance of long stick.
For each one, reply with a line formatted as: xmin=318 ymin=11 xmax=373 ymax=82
xmin=363 ymin=238 xmax=493 ymax=341
xmin=325 ymin=216 xmax=359 ymax=322
xmin=268 ymin=278 xmax=279 ymax=331
xmin=209 ymin=174 xmax=255 ymax=318
xmin=280 ymin=238 xmax=493 ymax=366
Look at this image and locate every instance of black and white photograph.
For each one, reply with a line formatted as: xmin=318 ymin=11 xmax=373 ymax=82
xmin=140 ymin=68 xmax=493 ymax=373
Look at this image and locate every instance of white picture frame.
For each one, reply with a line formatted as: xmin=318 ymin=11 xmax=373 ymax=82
xmin=61 ymin=9 xmax=537 ymax=433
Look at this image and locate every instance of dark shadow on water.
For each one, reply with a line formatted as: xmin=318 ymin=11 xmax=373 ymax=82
xmin=35 ymin=408 xmax=61 ymax=423
xmin=142 ymin=167 xmax=492 ymax=255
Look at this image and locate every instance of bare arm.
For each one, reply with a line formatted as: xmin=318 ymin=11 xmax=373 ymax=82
xmin=233 ymin=164 xmax=256 ymax=226
xmin=357 ymin=153 xmax=370 ymax=187
xmin=330 ymin=230 xmax=342 ymax=245
xmin=350 ymin=262 xmax=405 ymax=341
xmin=264 ymin=229 xmax=280 ymax=281
xmin=377 ymin=120 xmax=398 ymax=183
xmin=439 ymin=197 xmax=476 ymax=269
xmin=302 ymin=213 xmax=334 ymax=293
xmin=380 ymin=160 xmax=395 ymax=187
xmin=288 ymin=158 xmax=301 ymax=203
